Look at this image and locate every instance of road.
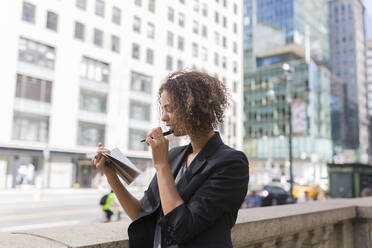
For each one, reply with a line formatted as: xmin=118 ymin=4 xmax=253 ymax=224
xmin=0 ymin=188 xmax=144 ymax=233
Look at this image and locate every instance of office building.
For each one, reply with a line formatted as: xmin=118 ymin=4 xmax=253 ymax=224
xmin=0 ymin=0 xmax=244 ymax=188
xmin=329 ymin=0 xmax=369 ymax=164
xmin=243 ymin=0 xmax=332 ymax=188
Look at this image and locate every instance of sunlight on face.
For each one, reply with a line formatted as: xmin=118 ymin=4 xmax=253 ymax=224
xmin=160 ymin=91 xmax=184 ymax=136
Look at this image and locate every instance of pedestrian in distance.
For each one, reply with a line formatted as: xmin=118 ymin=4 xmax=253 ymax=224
xmin=361 ymin=187 xmax=372 ymax=197
xmin=297 ymin=190 xmax=313 ymax=203
xmin=242 ymin=190 xmax=261 ymax=208
xmin=92 ymin=70 xmax=249 ymax=247
xmin=99 ymin=190 xmax=115 ymax=223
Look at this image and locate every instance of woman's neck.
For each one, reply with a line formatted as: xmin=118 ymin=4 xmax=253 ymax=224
xmin=189 ymin=130 xmax=215 ymax=155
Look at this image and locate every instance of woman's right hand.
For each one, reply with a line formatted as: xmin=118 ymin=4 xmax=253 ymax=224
xmin=92 ymin=143 xmax=115 ymax=177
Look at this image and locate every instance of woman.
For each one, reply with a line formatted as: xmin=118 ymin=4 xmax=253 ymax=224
xmin=92 ymin=70 xmax=249 ymax=247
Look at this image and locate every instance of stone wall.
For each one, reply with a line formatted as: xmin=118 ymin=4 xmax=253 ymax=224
xmin=1 ymin=198 xmax=371 ymax=248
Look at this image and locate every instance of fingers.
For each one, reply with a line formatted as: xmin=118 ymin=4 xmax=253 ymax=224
xmin=147 ymin=127 xmax=163 ymax=138
xmin=92 ymin=142 xmax=109 ymax=166
xmin=145 ymin=136 xmax=155 ymax=147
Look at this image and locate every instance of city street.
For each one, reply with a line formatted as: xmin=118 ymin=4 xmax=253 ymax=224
xmin=0 ymin=188 xmax=144 ymax=233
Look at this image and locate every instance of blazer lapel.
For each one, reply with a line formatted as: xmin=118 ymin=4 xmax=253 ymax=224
xmin=152 ymin=145 xmax=190 ymax=200
xmin=178 ymin=132 xmax=224 ymax=195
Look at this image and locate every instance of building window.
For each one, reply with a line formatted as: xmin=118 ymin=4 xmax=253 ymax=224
xmin=201 ymin=47 xmax=207 ymax=61
xmin=222 ymin=56 xmax=226 ymax=69
xmin=46 ymin=11 xmax=58 ymax=31
xmin=166 ymin=55 xmax=173 ymax=70
xmin=18 ymin=37 xmax=55 ymax=69
xmin=233 ymin=41 xmax=237 ymax=54
xmin=131 ymin=71 xmax=152 ymax=94
xmin=223 ymin=0 xmax=227 ymax=7
xmin=74 ymin=22 xmax=85 ymax=40
xmin=76 ymin=0 xmax=86 ymax=10
xmin=222 ymin=36 xmax=227 ymax=48
xmin=78 ymin=122 xmax=105 ymax=146
xmin=168 ymin=7 xmax=174 ymax=22
xmin=130 ymin=100 xmax=151 ymax=121
xmin=128 ymin=129 xmax=148 ymax=151
xmin=192 ymin=43 xmax=198 ymax=57
xmin=214 ymin=52 xmax=219 ymax=66
xmin=177 ymin=59 xmax=184 ymax=70
xmin=148 ymin=0 xmax=155 ymax=13
xmin=134 ymin=0 xmax=142 ymax=7
xmin=146 ymin=48 xmax=154 ymax=64
xmin=233 ymin=22 xmax=237 ymax=34
xmin=13 ymin=113 xmax=49 ymax=142
xmin=233 ymin=61 xmax=237 ymax=73
xmin=79 ymin=90 xmax=107 ymax=113
xmin=214 ymin=32 xmax=220 ymax=45
xmin=95 ymin=0 xmax=105 ymax=17
xmin=233 ymin=81 xmax=238 ymax=93
xmin=133 ymin=16 xmax=141 ymax=33
xmin=223 ymin=16 xmax=227 ymax=28
xmin=192 ymin=20 xmax=199 ymax=34
xmin=80 ymin=56 xmax=109 ymax=83
xmin=202 ymin=3 xmax=208 ymax=17
xmin=111 ymin=35 xmax=120 ymax=53
xmin=112 ymin=7 xmax=121 ymax=25
xmin=215 ymin=11 xmax=219 ymax=24
xmin=132 ymin=43 xmax=140 ymax=59
xmin=16 ymin=74 xmax=52 ymax=103
xmin=147 ymin=22 xmax=155 ymax=39
xmin=193 ymin=0 xmax=199 ymax=12
xmin=178 ymin=13 xmax=185 ymax=27
xmin=94 ymin=28 xmax=103 ymax=47
xmin=233 ymin=3 xmax=238 ymax=15
xmin=22 ymin=2 xmax=35 ymax=23
xmin=177 ymin=36 xmax=184 ymax=51
xmin=202 ymin=25 xmax=207 ymax=38
xmin=167 ymin=31 xmax=174 ymax=47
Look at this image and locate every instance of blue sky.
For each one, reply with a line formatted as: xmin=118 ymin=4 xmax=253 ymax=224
xmin=363 ymin=0 xmax=372 ymax=38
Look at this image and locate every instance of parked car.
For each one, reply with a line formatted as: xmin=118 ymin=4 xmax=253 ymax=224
xmin=258 ymin=185 xmax=291 ymax=206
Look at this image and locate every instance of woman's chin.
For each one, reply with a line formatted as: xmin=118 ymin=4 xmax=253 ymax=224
xmin=172 ymin=130 xmax=185 ymax=137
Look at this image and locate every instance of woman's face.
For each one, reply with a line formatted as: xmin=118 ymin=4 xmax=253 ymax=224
xmin=160 ymin=90 xmax=185 ymax=136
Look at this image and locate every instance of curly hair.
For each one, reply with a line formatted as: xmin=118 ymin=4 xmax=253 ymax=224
xmin=158 ymin=70 xmax=230 ymax=137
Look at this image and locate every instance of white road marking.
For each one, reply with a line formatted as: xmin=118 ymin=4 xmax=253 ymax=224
xmin=0 ymin=208 xmax=100 ymax=222
xmin=0 ymin=220 xmax=80 ymax=232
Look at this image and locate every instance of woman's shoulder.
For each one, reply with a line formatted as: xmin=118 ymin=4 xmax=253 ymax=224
xmin=219 ymin=144 xmax=248 ymax=159
xmin=211 ymin=144 xmax=249 ymax=166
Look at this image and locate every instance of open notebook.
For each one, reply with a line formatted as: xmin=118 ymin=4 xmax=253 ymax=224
xmin=102 ymin=148 xmax=141 ymax=184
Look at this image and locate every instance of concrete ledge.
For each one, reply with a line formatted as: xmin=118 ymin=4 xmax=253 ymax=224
xmin=1 ymin=198 xmax=372 ymax=248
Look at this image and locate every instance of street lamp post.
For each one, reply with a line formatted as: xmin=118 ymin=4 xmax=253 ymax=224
xmin=282 ymin=63 xmax=294 ymax=201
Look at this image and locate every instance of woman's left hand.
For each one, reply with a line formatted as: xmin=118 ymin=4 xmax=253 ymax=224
xmin=146 ymin=127 xmax=169 ymax=170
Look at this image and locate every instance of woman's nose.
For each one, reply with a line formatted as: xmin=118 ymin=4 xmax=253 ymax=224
xmin=161 ymin=112 xmax=169 ymax=122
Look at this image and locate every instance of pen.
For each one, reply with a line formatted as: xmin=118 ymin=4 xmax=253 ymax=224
xmin=140 ymin=130 xmax=173 ymax=142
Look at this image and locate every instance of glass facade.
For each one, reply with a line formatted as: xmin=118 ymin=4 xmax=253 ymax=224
xmin=329 ymin=0 xmax=367 ymax=158
xmin=80 ymin=56 xmax=109 ymax=83
xmin=130 ymin=71 xmax=152 ymax=94
xmin=13 ymin=113 xmax=49 ymax=142
xmin=243 ymin=0 xmax=333 ymax=163
xmin=130 ymin=100 xmax=151 ymax=121
xmin=79 ymin=90 xmax=107 ymax=113
xmin=18 ymin=37 xmax=55 ymax=69
xmin=78 ymin=122 xmax=105 ymax=146
xmin=16 ymin=74 xmax=52 ymax=103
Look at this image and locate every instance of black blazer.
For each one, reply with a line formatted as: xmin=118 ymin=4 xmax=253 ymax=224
xmin=128 ymin=132 xmax=249 ymax=248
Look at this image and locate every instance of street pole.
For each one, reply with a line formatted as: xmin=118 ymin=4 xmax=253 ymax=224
xmin=288 ymin=99 xmax=294 ymax=201
xmin=283 ymin=63 xmax=294 ymax=201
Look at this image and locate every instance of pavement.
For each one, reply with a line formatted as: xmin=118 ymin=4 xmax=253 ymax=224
xmin=0 ymin=187 xmax=144 ymax=233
